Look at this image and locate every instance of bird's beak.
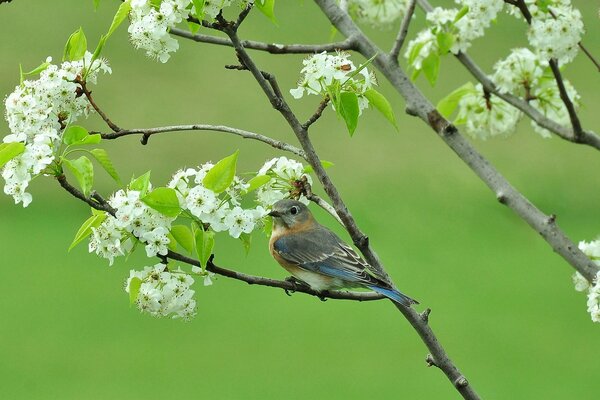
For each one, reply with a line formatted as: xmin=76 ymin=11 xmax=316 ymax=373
xmin=268 ymin=210 xmax=281 ymax=217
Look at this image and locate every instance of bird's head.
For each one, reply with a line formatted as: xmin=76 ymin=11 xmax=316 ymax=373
xmin=268 ymin=199 xmax=313 ymax=230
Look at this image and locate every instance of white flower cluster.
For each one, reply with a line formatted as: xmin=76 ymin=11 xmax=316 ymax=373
xmin=168 ymin=163 xmax=266 ymax=238
xmin=347 ymin=0 xmax=411 ymax=27
xmin=455 ymin=83 xmax=522 ymax=139
xmin=126 ymin=263 xmax=196 ymax=321
xmin=89 ymin=188 xmax=175 ymax=265
xmin=574 ymin=240 xmax=600 ymax=323
xmin=290 ymin=51 xmax=376 ymax=114
xmin=2 ymin=53 xmax=111 ymax=207
xmin=256 ymin=157 xmax=312 ymax=207
xmin=529 ymin=77 xmax=580 ymax=138
xmin=405 ymin=0 xmax=504 ymax=67
xmin=128 ymin=0 xmax=189 ymax=63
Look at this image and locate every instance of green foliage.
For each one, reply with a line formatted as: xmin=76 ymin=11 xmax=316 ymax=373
xmin=19 ymin=60 xmax=51 ymax=84
xmin=437 ymin=82 xmax=475 ymax=118
xmin=128 ymin=277 xmax=142 ymax=305
xmin=255 ymin=0 xmax=277 ymax=24
xmin=190 ymin=0 xmax=205 ymax=21
xmin=303 ymin=160 xmax=334 ymax=173
xmin=129 ymin=171 xmax=151 ymax=196
xmin=69 ymin=211 xmax=107 ymax=251
xmin=93 ymin=0 xmax=101 ymax=10
xmin=0 ymin=142 xmax=25 ymax=168
xmin=106 ymin=0 xmax=131 ymax=39
xmin=363 ymin=89 xmax=398 ymax=130
xmin=170 ymin=225 xmax=195 ymax=253
xmin=203 ymin=150 xmax=239 ymax=193
xmin=454 ymin=5 xmax=469 ymax=22
xmin=194 ymin=226 xmax=215 ymax=271
xmin=335 ymin=92 xmax=360 ymax=136
xmin=436 ymin=31 xmax=455 ymax=55
xmin=89 ymin=148 xmax=120 ymax=184
xmin=63 ymin=126 xmax=101 ymax=146
xmin=63 ymin=156 xmax=94 ymax=197
xmin=421 ymin=52 xmax=440 ymax=87
xmin=141 ymin=187 xmax=181 ymax=217
xmin=63 ymin=27 xmax=87 ymax=62
xmin=245 ymin=175 xmax=271 ymax=193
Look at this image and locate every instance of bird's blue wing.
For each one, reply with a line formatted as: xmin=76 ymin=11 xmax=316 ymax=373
xmin=273 ymin=227 xmax=383 ymax=286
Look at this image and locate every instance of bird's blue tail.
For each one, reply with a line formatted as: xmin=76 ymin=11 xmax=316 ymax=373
xmin=368 ymin=285 xmax=419 ymax=307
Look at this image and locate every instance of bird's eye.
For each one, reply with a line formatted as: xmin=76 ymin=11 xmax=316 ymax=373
xmin=290 ymin=206 xmax=299 ymax=215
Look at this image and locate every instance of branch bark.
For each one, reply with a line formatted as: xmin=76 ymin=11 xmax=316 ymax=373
xmin=390 ymin=0 xmax=417 ymax=60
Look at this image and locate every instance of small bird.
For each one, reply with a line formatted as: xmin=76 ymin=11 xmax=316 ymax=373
xmin=268 ymin=199 xmax=418 ymax=306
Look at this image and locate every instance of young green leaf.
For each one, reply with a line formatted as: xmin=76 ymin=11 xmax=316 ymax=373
xmin=94 ymin=0 xmax=101 ymax=10
xmin=106 ymin=0 xmax=132 ymax=39
xmin=194 ymin=228 xmax=215 ymax=271
xmin=341 ymin=53 xmax=377 ymax=88
xmin=437 ymin=82 xmax=476 ymax=118
xmin=129 ymin=171 xmax=151 ymax=196
xmin=141 ymin=187 xmax=181 ymax=217
xmin=63 ymin=156 xmax=94 ymax=197
xmin=89 ymin=148 xmax=120 ymax=183
xmin=245 ymin=175 xmax=271 ymax=193
xmin=454 ymin=5 xmax=469 ymax=23
xmin=91 ymin=35 xmax=108 ymax=65
xmin=255 ymin=0 xmax=277 ymax=24
xmin=436 ymin=31 xmax=455 ymax=55
xmin=239 ymin=233 xmax=252 ymax=255
xmin=337 ymin=92 xmax=360 ymax=136
xmin=364 ymin=88 xmax=398 ymax=130
xmin=190 ymin=0 xmax=205 ymax=21
xmin=421 ymin=52 xmax=440 ymax=87
xmin=69 ymin=212 xmax=107 ymax=251
xmin=408 ymin=41 xmax=425 ymax=67
xmin=203 ymin=150 xmax=239 ymax=193
xmin=63 ymin=27 xmax=87 ymax=62
xmin=63 ymin=125 xmax=88 ymax=145
xmin=128 ymin=277 xmax=142 ymax=305
xmin=0 ymin=142 xmax=25 ymax=168
xmin=22 ymin=60 xmax=51 ymax=78
xmin=167 ymin=232 xmax=178 ymax=251
xmin=187 ymin=21 xmax=201 ymax=34
xmin=303 ymin=160 xmax=334 ymax=173
xmin=171 ymin=225 xmax=194 ymax=253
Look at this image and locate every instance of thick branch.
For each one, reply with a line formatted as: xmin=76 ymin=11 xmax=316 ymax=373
xmin=170 ymin=27 xmax=357 ymax=54
xmin=314 ymin=0 xmax=599 ymax=282
xmin=99 ymin=124 xmax=306 ymax=159
xmin=390 ymin=0 xmax=417 ymax=60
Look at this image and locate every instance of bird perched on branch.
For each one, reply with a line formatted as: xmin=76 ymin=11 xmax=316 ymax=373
xmin=268 ymin=199 xmax=418 ymax=306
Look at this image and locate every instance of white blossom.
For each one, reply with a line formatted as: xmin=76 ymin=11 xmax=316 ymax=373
xmin=126 ymin=264 xmax=197 ymax=321
xmin=572 ymin=272 xmax=590 ymax=292
xmin=529 ymin=78 xmax=580 ymax=138
xmin=256 ymin=157 xmax=311 ymax=208
xmin=348 ymin=0 xmax=411 ymax=27
xmin=492 ymin=48 xmax=546 ymax=95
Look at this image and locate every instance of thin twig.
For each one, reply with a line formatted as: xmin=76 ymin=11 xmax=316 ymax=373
xmin=170 ymin=27 xmax=357 ymax=54
xmin=390 ymin=0 xmax=417 ymax=60
xmin=302 ymin=97 xmax=330 ymax=130
xmin=56 ymin=174 xmax=114 ymax=213
xmin=75 ymin=77 xmax=121 ymax=132
xmin=99 ymin=124 xmax=307 ymax=159
xmin=578 ymin=43 xmax=600 ymax=72
xmin=548 ymin=59 xmax=583 ymax=139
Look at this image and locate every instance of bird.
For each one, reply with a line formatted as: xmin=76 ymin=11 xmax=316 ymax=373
xmin=268 ymin=199 xmax=418 ymax=307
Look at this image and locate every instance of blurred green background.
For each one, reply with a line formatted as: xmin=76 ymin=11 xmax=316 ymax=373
xmin=1 ymin=1 xmax=599 ymax=399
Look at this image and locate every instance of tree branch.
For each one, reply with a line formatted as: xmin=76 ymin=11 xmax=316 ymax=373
xmin=170 ymin=27 xmax=357 ymax=54
xmin=548 ymin=59 xmax=583 ymax=140
xmin=302 ymin=97 xmax=330 ymax=130
xmin=75 ymin=77 xmax=121 ymax=132
xmin=390 ymin=0 xmax=417 ymax=60
xmin=98 ymin=124 xmax=307 ymax=159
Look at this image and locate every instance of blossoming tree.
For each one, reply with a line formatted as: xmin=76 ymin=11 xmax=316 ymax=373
xmin=1 ymin=1 xmax=598 ymax=399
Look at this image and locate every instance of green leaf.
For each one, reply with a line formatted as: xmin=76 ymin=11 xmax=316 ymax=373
xmin=239 ymin=233 xmax=252 ymax=255
xmin=89 ymin=148 xmax=120 ymax=184
xmin=128 ymin=277 xmax=142 ymax=305
xmin=129 ymin=171 xmax=151 ymax=196
xmin=436 ymin=31 xmax=455 ymax=55
xmin=337 ymin=92 xmax=360 ymax=136
xmin=194 ymin=228 xmax=215 ymax=271
xmin=203 ymin=150 xmax=239 ymax=193
xmin=63 ymin=125 xmax=88 ymax=145
xmin=63 ymin=27 xmax=87 ymax=62
xmin=255 ymin=0 xmax=277 ymax=24
xmin=454 ymin=5 xmax=469 ymax=23
xmin=22 ymin=61 xmax=51 ymax=78
xmin=91 ymin=35 xmax=107 ymax=65
xmin=364 ymin=88 xmax=398 ymax=130
xmin=421 ymin=52 xmax=440 ymax=87
xmin=190 ymin=0 xmax=205 ymax=21
xmin=63 ymin=156 xmax=94 ymax=197
xmin=0 ymin=142 xmax=25 ymax=168
xmin=167 ymin=232 xmax=178 ymax=251
xmin=303 ymin=160 xmax=334 ymax=173
xmin=171 ymin=225 xmax=194 ymax=253
xmin=341 ymin=53 xmax=377 ymax=88
xmin=69 ymin=212 xmax=107 ymax=251
xmin=245 ymin=175 xmax=271 ymax=193
xmin=408 ymin=41 xmax=425 ymax=66
xmin=94 ymin=0 xmax=101 ymax=10
xmin=187 ymin=21 xmax=201 ymax=34
xmin=106 ymin=0 xmax=132 ymax=38
xmin=437 ymin=82 xmax=475 ymax=118
xmin=141 ymin=187 xmax=181 ymax=217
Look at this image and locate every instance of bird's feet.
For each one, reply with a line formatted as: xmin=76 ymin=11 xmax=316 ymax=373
xmin=284 ymin=276 xmax=310 ymax=296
